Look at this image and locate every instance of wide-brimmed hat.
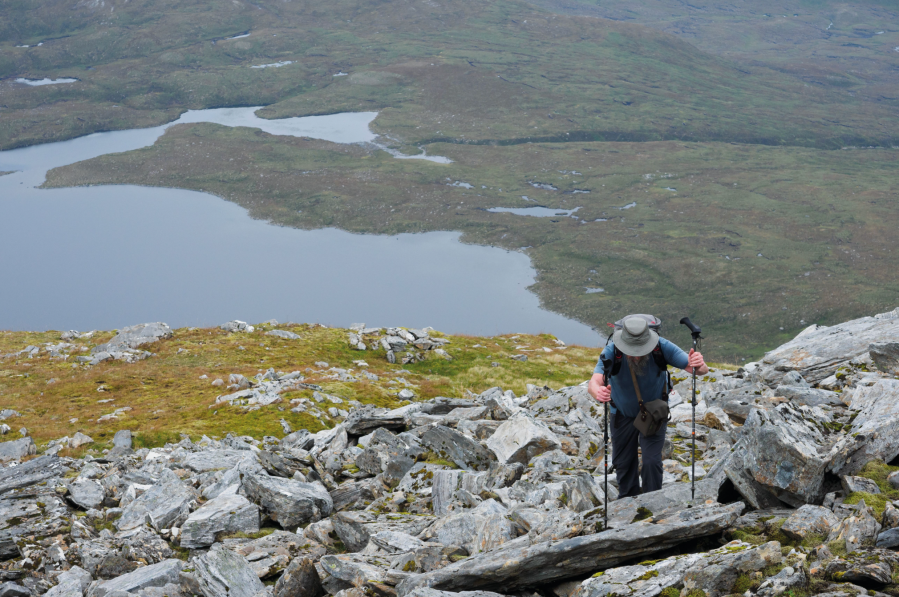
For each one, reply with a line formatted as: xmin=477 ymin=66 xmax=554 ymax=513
xmin=612 ymin=317 xmax=659 ymax=357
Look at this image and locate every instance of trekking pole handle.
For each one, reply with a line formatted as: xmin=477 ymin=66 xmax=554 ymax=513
xmin=679 ymin=317 xmax=702 ymax=338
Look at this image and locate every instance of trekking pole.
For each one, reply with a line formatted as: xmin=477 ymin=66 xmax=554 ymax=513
xmin=679 ymin=317 xmax=702 ymax=501
xmin=601 ymin=358 xmax=611 ymax=530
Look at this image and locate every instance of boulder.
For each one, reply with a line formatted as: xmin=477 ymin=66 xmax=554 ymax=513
xmin=842 ymin=475 xmax=881 ymax=495
xmin=67 ymin=478 xmax=105 ymax=510
xmin=870 ymin=342 xmax=899 ymax=375
xmin=420 ymin=426 xmax=495 ymax=471
xmin=780 ymin=505 xmax=840 ymax=541
xmin=828 ymin=499 xmax=882 ymax=553
xmin=397 ymin=502 xmax=743 ymax=594
xmin=194 ymin=545 xmax=265 ymax=597
xmin=226 ymin=530 xmax=326 ymax=580
xmin=331 ymin=512 xmax=435 ymax=553
xmin=116 ymin=479 xmax=196 ymax=531
xmin=87 ymin=559 xmax=183 ymax=597
xmin=44 ymin=566 xmax=92 ymax=597
xmin=0 ymin=583 xmax=31 ymax=597
xmin=756 ymin=566 xmax=807 ymax=597
xmin=274 ymin=557 xmax=322 ymax=597
xmin=486 ymin=413 xmax=561 ymax=465
xmin=241 ymin=473 xmax=332 ymax=528
xmin=267 ymin=330 xmax=300 ymax=340
xmin=181 ymin=492 xmax=260 ymax=549
xmin=830 ymin=380 xmax=899 ymax=476
xmin=736 ymin=404 xmax=831 ymax=506
xmin=93 ymin=322 xmax=173 ymax=352
xmin=344 ymin=407 xmax=405 ymax=435
xmin=113 ymin=429 xmax=133 ymax=448
xmin=319 ymin=553 xmax=409 ymax=587
xmin=0 ymin=437 xmax=35 ymax=462
xmin=876 ymin=527 xmax=899 ymax=548
xmin=825 ymin=550 xmax=899 ymax=585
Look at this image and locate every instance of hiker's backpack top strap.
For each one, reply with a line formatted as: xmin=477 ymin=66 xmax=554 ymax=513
xmin=610 ymin=346 xmax=624 ymax=377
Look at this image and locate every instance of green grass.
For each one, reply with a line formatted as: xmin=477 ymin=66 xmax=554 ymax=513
xmin=0 ymin=323 xmax=599 ymax=446
xmin=844 ymin=459 xmax=899 ymax=518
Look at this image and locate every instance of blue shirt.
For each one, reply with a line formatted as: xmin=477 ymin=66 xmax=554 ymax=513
xmin=593 ymin=338 xmax=690 ymax=418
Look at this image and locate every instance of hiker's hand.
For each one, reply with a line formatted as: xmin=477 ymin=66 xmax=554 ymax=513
xmin=595 ymin=385 xmax=612 ymax=403
xmin=688 ymin=348 xmax=706 ymax=370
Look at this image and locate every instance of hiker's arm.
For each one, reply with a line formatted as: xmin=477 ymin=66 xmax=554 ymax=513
xmin=588 ymin=373 xmax=612 ymax=402
xmin=684 ymin=348 xmax=709 ymax=375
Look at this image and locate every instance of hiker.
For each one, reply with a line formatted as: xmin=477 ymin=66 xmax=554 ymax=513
xmin=588 ymin=316 xmax=708 ymax=497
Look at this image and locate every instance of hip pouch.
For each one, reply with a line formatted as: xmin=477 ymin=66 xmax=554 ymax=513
xmin=629 ymin=366 xmax=670 ymax=437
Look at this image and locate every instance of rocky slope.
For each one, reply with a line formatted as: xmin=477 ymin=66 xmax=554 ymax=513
xmin=0 ymin=308 xmax=898 ymax=597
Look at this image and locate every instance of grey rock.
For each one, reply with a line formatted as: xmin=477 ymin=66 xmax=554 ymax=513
xmin=0 ymin=583 xmax=30 ymax=597
xmin=274 ymin=557 xmax=322 ymax=597
xmin=371 ymin=531 xmax=428 ymax=553
xmin=876 ymin=527 xmax=899 ymax=548
xmin=45 ymin=566 xmax=92 ymax=597
xmin=828 ymin=499 xmax=882 ymax=553
xmin=870 ymin=342 xmax=899 ymax=375
xmin=258 ymin=450 xmax=310 ymax=479
xmin=344 ymin=407 xmax=406 ymax=435
xmin=781 ymin=505 xmax=840 ymax=540
xmin=116 ymin=480 xmax=196 ymax=531
xmin=419 ymin=500 xmax=512 ymax=555
xmin=775 ymin=385 xmax=843 ymax=407
xmin=0 ymin=437 xmax=36 ymax=462
xmin=93 ymin=322 xmax=173 ymax=353
xmin=320 ymin=553 xmax=409 ymax=587
xmin=510 ymin=506 xmax=584 ymax=543
xmin=181 ymin=492 xmax=260 ymax=549
xmin=842 ymin=475 xmax=881 ymax=495
xmin=738 ymin=404 xmax=832 ymax=506
xmin=113 ymin=430 xmax=132 ymax=449
xmin=757 ymin=565 xmax=807 ymax=597
xmin=486 ymin=413 xmax=561 ymax=465
xmin=825 ymin=550 xmax=899 ymax=585
xmin=331 ymin=511 xmax=435 ymax=553
xmin=68 ymin=478 xmax=105 ymax=510
xmin=69 ymin=432 xmax=93 ymax=448
xmin=397 ymin=502 xmax=743 ymax=595
xmin=182 ymin=449 xmax=255 ymax=473
xmin=221 ymin=320 xmax=254 ymax=333
xmin=242 ymin=473 xmax=332 ymax=529
xmin=0 ymin=455 xmax=66 ymax=495
xmin=420 ymin=426 xmax=495 ymax=471
xmin=432 ymin=470 xmax=462 ymax=516
xmin=194 ymin=545 xmax=265 ymax=597
xmin=442 ymin=407 xmax=491 ymax=426
xmin=267 ymin=330 xmax=301 ymax=340
xmin=830 ymin=379 xmax=899 ymax=476
xmin=889 ymin=471 xmax=899 ymax=490
xmin=573 ymin=540 xmax=780 ymax=597
xmin=760 ymin=312 xmax=899 ymax=383
xmin=226 ymin=530 xmax=326 ymax=580
xmin=88 ymin=559 xmax=183 ymax=597
xmin=406 ymin=590 xmax=508 ymax=597
xmin=421 ymin=399 xmax=477 ymax=415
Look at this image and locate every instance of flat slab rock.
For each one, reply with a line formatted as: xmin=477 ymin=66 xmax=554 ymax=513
xmin=116 ymin=480 xmax=196 ymax=531
xmin=485 ymin=412 xmax=561 ymax=465
xmin=572 ymin=540 xmax=781 ymax=597
xmin=86 ymin=558 xmax=182 ymax=597
xmin=181 ymin=491 xmax=260 ymax=549
xmin=193 ymin=545 xmax=265 ymax=597
xmin=396 ymin=502 xmax=743 ymax=595
xmin=830 ymin=379 xmax=899 ymax=476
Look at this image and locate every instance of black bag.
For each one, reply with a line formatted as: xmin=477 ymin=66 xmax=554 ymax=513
xmin=629 ymin=366 xmax=670 ymax=437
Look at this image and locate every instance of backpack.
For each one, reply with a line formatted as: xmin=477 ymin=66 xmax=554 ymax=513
xmin=601 ymin=314 xmax=672 ymax=395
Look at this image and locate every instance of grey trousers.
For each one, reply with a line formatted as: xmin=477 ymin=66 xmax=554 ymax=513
xmin=610 ymin=411 xmax=667 ymax=498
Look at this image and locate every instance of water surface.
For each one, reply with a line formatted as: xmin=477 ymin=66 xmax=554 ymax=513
xmin=0 ymin=111 xmax=598 ymax=344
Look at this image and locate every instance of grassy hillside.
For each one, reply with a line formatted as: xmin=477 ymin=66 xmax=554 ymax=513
xmin=1 ymin=0 xmax=897 ymax=150
xmin=44 ymin=123 xmax=899 ymax=359
xmin=0 ymin=323 xmax=598 ymax=452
